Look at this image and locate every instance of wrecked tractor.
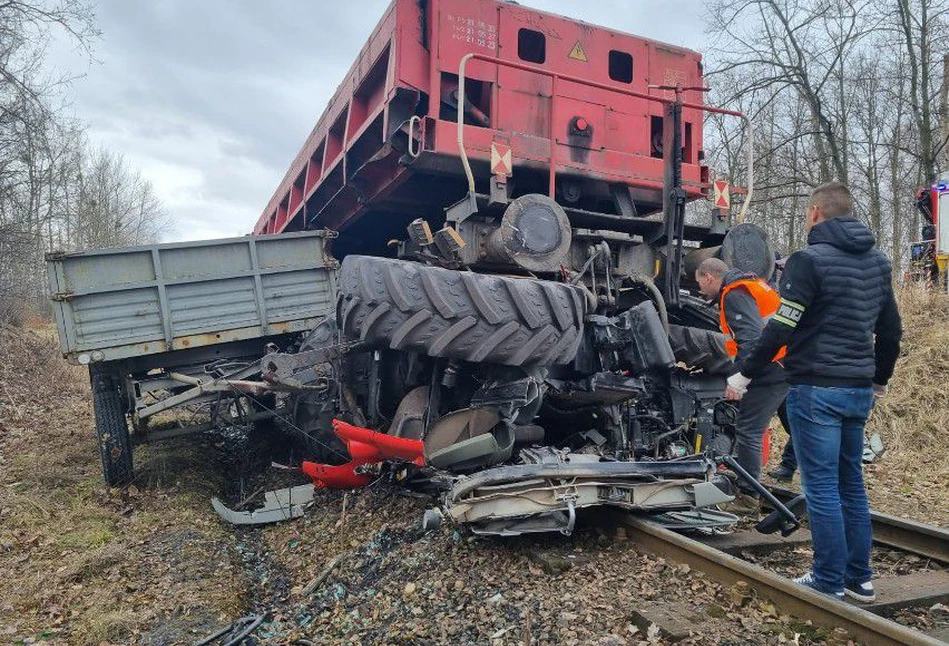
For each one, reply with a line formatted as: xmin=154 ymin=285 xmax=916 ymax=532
xmin=259 ymin=201 xmax=775 ymax=536
xmin=48 ymin=0 xmax=804 ymax=537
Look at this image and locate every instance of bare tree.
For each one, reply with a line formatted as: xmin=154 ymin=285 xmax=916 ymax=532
xmin=0 ymin=1 xmax=172 ymax=324
xmin=941 ymin=52 xmax=949 ymax=171
xmin=71 ymin=147 xmax=169 ymax=249
xmin=852 ymin=54 xmax=886 ymax=240
xmin=706 ymin=0 xmax=877 ymax=184
xmin=893 ymin=0 xmax=949 ymax=183
xmin=704 ymin=0 xmax=948 ymax=271
xmin=0 ymin=0 xmax=98 ymax=113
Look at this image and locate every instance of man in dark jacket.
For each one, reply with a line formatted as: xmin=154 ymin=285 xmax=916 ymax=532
xmin=728 ymin=182 xmax=902 ymax=602
xmin=695 ymin=258 xmax=787 ymax=514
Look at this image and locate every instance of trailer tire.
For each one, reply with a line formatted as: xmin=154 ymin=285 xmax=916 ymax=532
xmin=89 ymin=364 xmax=133 ymax=487
xmin=338 ymin=256 xmax=585 ymax=367
xmin=668 ymin=325 xmax=733 ymax=375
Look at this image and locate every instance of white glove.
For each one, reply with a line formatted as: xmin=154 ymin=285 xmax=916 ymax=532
xmin=872 ymin=383 xmax=887 ymax=398
xmin=727 ymin=372 xmax=751 ymax=393
xmin=726 ymin=373 xmax=751 ymax=400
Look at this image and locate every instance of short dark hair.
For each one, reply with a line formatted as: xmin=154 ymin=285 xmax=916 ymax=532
xmin=697 ymin=257 xmax=728 ymax=278
xmin=809 ymin=182 xmax=853 ymax=219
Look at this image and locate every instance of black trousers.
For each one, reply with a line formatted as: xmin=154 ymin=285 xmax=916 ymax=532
xmin=777 ymin=400 xmax=798 ymax=471
xmin=735 ymin=382 xmax=789 ymax=493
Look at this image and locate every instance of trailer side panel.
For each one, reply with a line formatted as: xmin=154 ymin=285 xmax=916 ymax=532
xmin=47 ymin=231 xmax=337 ymax=364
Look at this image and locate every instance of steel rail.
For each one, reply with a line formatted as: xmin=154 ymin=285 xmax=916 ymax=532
xmin=619 ymin=515 xmax=946 ymax=646
xmin=766 ymin=485 xmax=949 ymax=563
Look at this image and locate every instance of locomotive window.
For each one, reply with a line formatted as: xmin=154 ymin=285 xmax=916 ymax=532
xmin=609 ymin=50 xmax=633 ymax=83
xmin=518 ymin=28 xmax=546 ymax=64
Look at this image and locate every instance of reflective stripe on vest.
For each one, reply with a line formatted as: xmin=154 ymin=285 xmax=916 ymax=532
xmin=718 ymin=278 xmax=788 ymax=362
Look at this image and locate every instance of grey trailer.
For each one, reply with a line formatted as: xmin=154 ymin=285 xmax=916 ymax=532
xmin=47 ymin=231 xmax=338 ymax=486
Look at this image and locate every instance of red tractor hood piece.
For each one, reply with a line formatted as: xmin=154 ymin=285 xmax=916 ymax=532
xmin=301 ymin=419 xmax=426 ymax=488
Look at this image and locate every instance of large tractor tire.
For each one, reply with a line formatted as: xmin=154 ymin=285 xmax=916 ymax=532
xmin=668 ymin=325 xmax=733 ymax=375
xmin=89 ymin=364 xmax=133 ymax=487
xmin=338 ymin=256 xmax=585 ymax=367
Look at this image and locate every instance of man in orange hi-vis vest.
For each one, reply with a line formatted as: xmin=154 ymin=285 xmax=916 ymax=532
xmin=695 ymin=257 xmax=789 ymax=515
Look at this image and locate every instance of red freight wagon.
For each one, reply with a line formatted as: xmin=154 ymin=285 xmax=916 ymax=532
xmin=254 ymin=0 xmax=717 ymax=259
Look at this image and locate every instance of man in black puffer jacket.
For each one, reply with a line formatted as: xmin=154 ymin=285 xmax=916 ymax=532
xmin=728 ymin=182 xmax=902 ymax=603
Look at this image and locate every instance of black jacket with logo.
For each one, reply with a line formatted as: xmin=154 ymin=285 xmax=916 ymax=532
xmin=739 ymin=217 xmax=902 ymax=387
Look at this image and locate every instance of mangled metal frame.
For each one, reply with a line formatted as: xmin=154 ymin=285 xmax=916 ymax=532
xmin=225 ymin=310 xmax=752 ymax=536
xmin=441 ymin=450 xmax=733 ymax=536
xmin=130 ymin=361 xmax=273 ymax=443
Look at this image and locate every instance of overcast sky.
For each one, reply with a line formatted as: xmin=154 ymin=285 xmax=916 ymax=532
xmin=48 ymin=1 xmax=707 ymax=242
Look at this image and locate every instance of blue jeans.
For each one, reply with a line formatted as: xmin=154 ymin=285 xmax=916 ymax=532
xmin=787 ymin=384 xmax=874 ymax=594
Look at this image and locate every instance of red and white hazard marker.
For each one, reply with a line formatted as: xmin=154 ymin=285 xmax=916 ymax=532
xmin=713 ymin=179 xmax=731 ymax=209
xmin=491 ymin=142 xmax=513 ymax=177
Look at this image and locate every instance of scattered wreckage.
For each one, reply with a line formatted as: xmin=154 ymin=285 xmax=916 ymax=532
xmin=48 ymin=0 xmax=815 ymax=537
xmin=211 ymin=246 xmax=801 ymax=537
xmin=48 ymin=223 xmax=782 ymax=536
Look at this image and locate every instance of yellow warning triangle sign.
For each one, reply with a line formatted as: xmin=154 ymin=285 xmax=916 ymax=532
xmin=568 ymin=40 xmax=588 ymax=62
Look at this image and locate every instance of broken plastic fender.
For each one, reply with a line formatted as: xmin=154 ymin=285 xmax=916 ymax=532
xmin=212 ymin=484 xmax=315 ymax=525
xmin=301 ymin=419 xmax=426 ymax=489
xmin=301 ymin=461 xmax=373 ymax=488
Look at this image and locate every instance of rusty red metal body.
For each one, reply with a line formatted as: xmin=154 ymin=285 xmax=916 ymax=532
xmin=254 ymin=0 xmax=709 ymax=256
xmin=301 ymin=419 xmax=425 ymax=489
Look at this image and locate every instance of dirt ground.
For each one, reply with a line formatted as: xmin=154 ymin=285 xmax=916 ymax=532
xmin=1 ymin=288 xmax=946 ymax=646
xmin=0 ymin=326 xmax=244 ymax=646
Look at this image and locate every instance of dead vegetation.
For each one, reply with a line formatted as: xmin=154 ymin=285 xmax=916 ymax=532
xmin=0 ymin=324 xmax=243 ymax=646
xmin=0 ymin=287 xmax=946 ymax=645
xmin=864 ymin=286 xmax=949 ymax=525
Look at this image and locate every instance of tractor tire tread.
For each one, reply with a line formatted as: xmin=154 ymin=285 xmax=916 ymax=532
xmin=338 ymin=256 xmax=585 ymax=366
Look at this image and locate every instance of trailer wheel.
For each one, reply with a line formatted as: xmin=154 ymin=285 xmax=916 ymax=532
xmin=338 ymin=256 xmax=586 ymax=367
xmin=89 ymin=364 xmax=133 ymax=487
xmin=668 ymin=325 xmax=734 ymax=375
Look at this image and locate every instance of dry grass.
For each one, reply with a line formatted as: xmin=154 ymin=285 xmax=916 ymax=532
xmin=864 ymin=285 xmax=949 ymax=524
xmin=83 ymin=610 xmax=137 ymax=644
xmin=0 ymin=287 xmax=945 ymax=645
xmin=873 ymin=285 xmax=949 ymax=451
xmin=0 ymin=324 xmax=244 ymax=646
xmin=58 ymin=543 xmax=128 ymax=583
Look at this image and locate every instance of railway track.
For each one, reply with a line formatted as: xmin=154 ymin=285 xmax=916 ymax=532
xmin=616 ymin=501 xmax=949 ymax=646
xmin=766 ymin=484 xmax=949 ymax=563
